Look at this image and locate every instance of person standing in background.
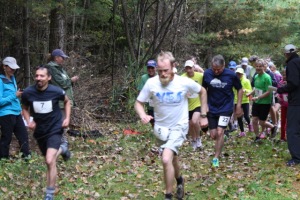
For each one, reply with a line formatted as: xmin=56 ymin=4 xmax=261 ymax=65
xmin=137 ymin=59 xmax=157 ymax=127
xmin=237 ymin=57 xmax=254 ymax=81
xmin=46 ymin=49 xmax=78 ymax=148
xmin=0 ymin=57 xmax=31 ymax=159
xmin=276 ymin=44 xmax=300 ymax=166
xmin=277 ymin=69 xmax=288 ymax=142
xmin=190 ymin=56 xmax=204 ymax=73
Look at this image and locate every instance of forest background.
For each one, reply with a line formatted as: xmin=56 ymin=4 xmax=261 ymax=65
xmin=1 ymin=0 xmax=300 ymax=124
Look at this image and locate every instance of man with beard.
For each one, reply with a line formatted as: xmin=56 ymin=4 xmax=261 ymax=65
xmin=21 ymin=66 xmax=71 ymax=200
xmin=134 ymin=51 xmax=208 ymax=200
xmin=202 ymin=55 xmax=243 ymax=168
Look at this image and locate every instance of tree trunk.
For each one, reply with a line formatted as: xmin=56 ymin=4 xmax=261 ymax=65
xmin=121 ymin=0 xmax=137 ymax=61
xmin=23 ymin=1 xmax=31 ymax=86
xmin=49 ymin=0 xmax=66 ymax=51
xmin=49 ymin=7 xmax=60 ymax=51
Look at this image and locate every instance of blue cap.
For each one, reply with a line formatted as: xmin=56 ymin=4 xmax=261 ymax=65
xmin=147 ymin=60 xmax=157 ymax=67
xmin=51 ymin=49 xmax=69 ymax=58
xmin=228 ymin=61 xmax=237 ymax=69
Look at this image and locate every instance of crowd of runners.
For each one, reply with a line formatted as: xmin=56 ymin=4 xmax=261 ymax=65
xmin=135 ymin=44 xmax=300 ymax=200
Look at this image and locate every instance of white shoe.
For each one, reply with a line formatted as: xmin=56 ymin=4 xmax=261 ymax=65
xmin=196 ymin=138 xmax=202 ymax=148
xmin=191 ymin=140 xmax=197 ymax=150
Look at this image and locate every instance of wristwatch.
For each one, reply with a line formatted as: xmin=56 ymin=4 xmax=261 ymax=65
xmin=200 ymin=114 xmax=207 ymax=118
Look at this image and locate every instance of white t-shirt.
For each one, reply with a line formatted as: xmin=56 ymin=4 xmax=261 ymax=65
xmin=137 ymin=75 xmax=202 ymax=127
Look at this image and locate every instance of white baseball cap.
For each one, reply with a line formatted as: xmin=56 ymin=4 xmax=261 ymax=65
xmin=241 ymin=57 xmax=248 ymax=65
xmin=2 ymin=57 xmax=20 ymax=69
xmin=284 ymin=44 xmax=297 ymax=53
xmin=184 ymin=60 xmax=194 ymax=68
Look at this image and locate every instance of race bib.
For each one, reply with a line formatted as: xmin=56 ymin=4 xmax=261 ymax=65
xmin=254 ymin=89 xmax=263 ymax=97
xmin=33 ymin=101 xmax=53 ymax=114
xmin=153 ymin=125 xmax=170 ymax=141
xmin=218 ymin=116 xmax=230 ymax=126
xmin=283 ymin=94 xmax=288 ymax=102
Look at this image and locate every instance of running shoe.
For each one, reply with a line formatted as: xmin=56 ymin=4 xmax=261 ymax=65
xmin=238 ymin=132 xmax=246 ymax=137
xmin=248 ymin=124 xmax=254 ymax=132
xmin=44 ymin=193 xmax=54 ymax=200
xmin=254 ymin=136 xmax=261 ymax=142
xmin=259 ymin=132 xmax=266 ymax=139
xmin=196 ymin=138 xmax=202 ymax=148
xmin=164 ymin=193 xmax=173 ymax=200
xmin=212 ymin=158 xmax=219 ymax=167
xmin=176 ymin=177 xmax=185 ymax=199
xmin=270 ymin=126 xmax=278 ymax=138
xmin=191 ymin=140 xmax=197 ymax=151
xmin=286 ymin=159 xmax=300 ymax=167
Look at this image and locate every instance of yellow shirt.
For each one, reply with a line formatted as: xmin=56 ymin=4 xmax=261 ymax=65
xmin=181 ymin=72 xmax=203 ymax=111
xmin=234 ymin=75 xmax=252 ymax=104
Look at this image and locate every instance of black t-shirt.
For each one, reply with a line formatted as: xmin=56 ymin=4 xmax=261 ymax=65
xmin=22 ymin=84 xmax=65 ymax=137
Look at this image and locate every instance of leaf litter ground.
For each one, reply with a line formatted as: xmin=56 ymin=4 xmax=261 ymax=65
xmin=3 ymin=122 xmax=300 ymax=199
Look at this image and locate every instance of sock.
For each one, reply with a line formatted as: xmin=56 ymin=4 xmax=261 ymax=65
xmin=176 ymin=176 xmax=183 ymax=185
xmin=60 ymin=143 xmax=68 ymax=154
xmin=46 ymin=186 xmax=55 ymax=195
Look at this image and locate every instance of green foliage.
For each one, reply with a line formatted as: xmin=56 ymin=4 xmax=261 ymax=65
xmin=187 ymin=0 xmax=300 ymax=65
xmin=109 ymin=58 xmax=143 ymax=120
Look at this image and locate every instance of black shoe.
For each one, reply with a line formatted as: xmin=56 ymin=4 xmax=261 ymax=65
xmin=176 ymin=177 xmax=184 ymax=199
xmin=286 ymin=159 xmax=300 ymax=167
xmin=270 ymin=126 xmax=278 ymax=138
xmin=254 ymin=137 xmax=261 ymax=142
xmin=165 ymin=193 xmax=173 ymax=200
xmin=62 ymin=150 xmax=71 ymax=162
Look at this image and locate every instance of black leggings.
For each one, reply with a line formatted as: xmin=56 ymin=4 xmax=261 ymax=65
xmin=237 ymin=103 xmax=250 ymax=132
xmin=0 ymin=114 xmax=30 ymax=158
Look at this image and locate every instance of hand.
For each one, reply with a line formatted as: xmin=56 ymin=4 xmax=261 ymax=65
xmin=71 ymin=76 xmax=79 ymax=83
xmin=16 ymin=89 xmax=23 ymax=98
xmin=235 ymin=106 xmax=244 ymax=118
xmin=252 ymin=97 xmax=259 ymax=101
xmin=27 ymin=121 xmax=36 ymax=131
xmin=140 ymin=115 xmax=153 ymax=124
xmin=62 ymin=118 xmax=70 ymax=128
xmin=199 ymin=117 xmax=208 ymax=128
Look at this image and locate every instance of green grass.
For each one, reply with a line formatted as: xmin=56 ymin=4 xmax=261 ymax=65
xmin=0 ymin=123 xmax=299 ymax=199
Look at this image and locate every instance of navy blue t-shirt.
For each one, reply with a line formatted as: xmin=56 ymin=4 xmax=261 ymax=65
xmin=202 ymin=68 xmax=242 ymax=115
xmin=21 ymin=84 xmax=65 ymax=137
